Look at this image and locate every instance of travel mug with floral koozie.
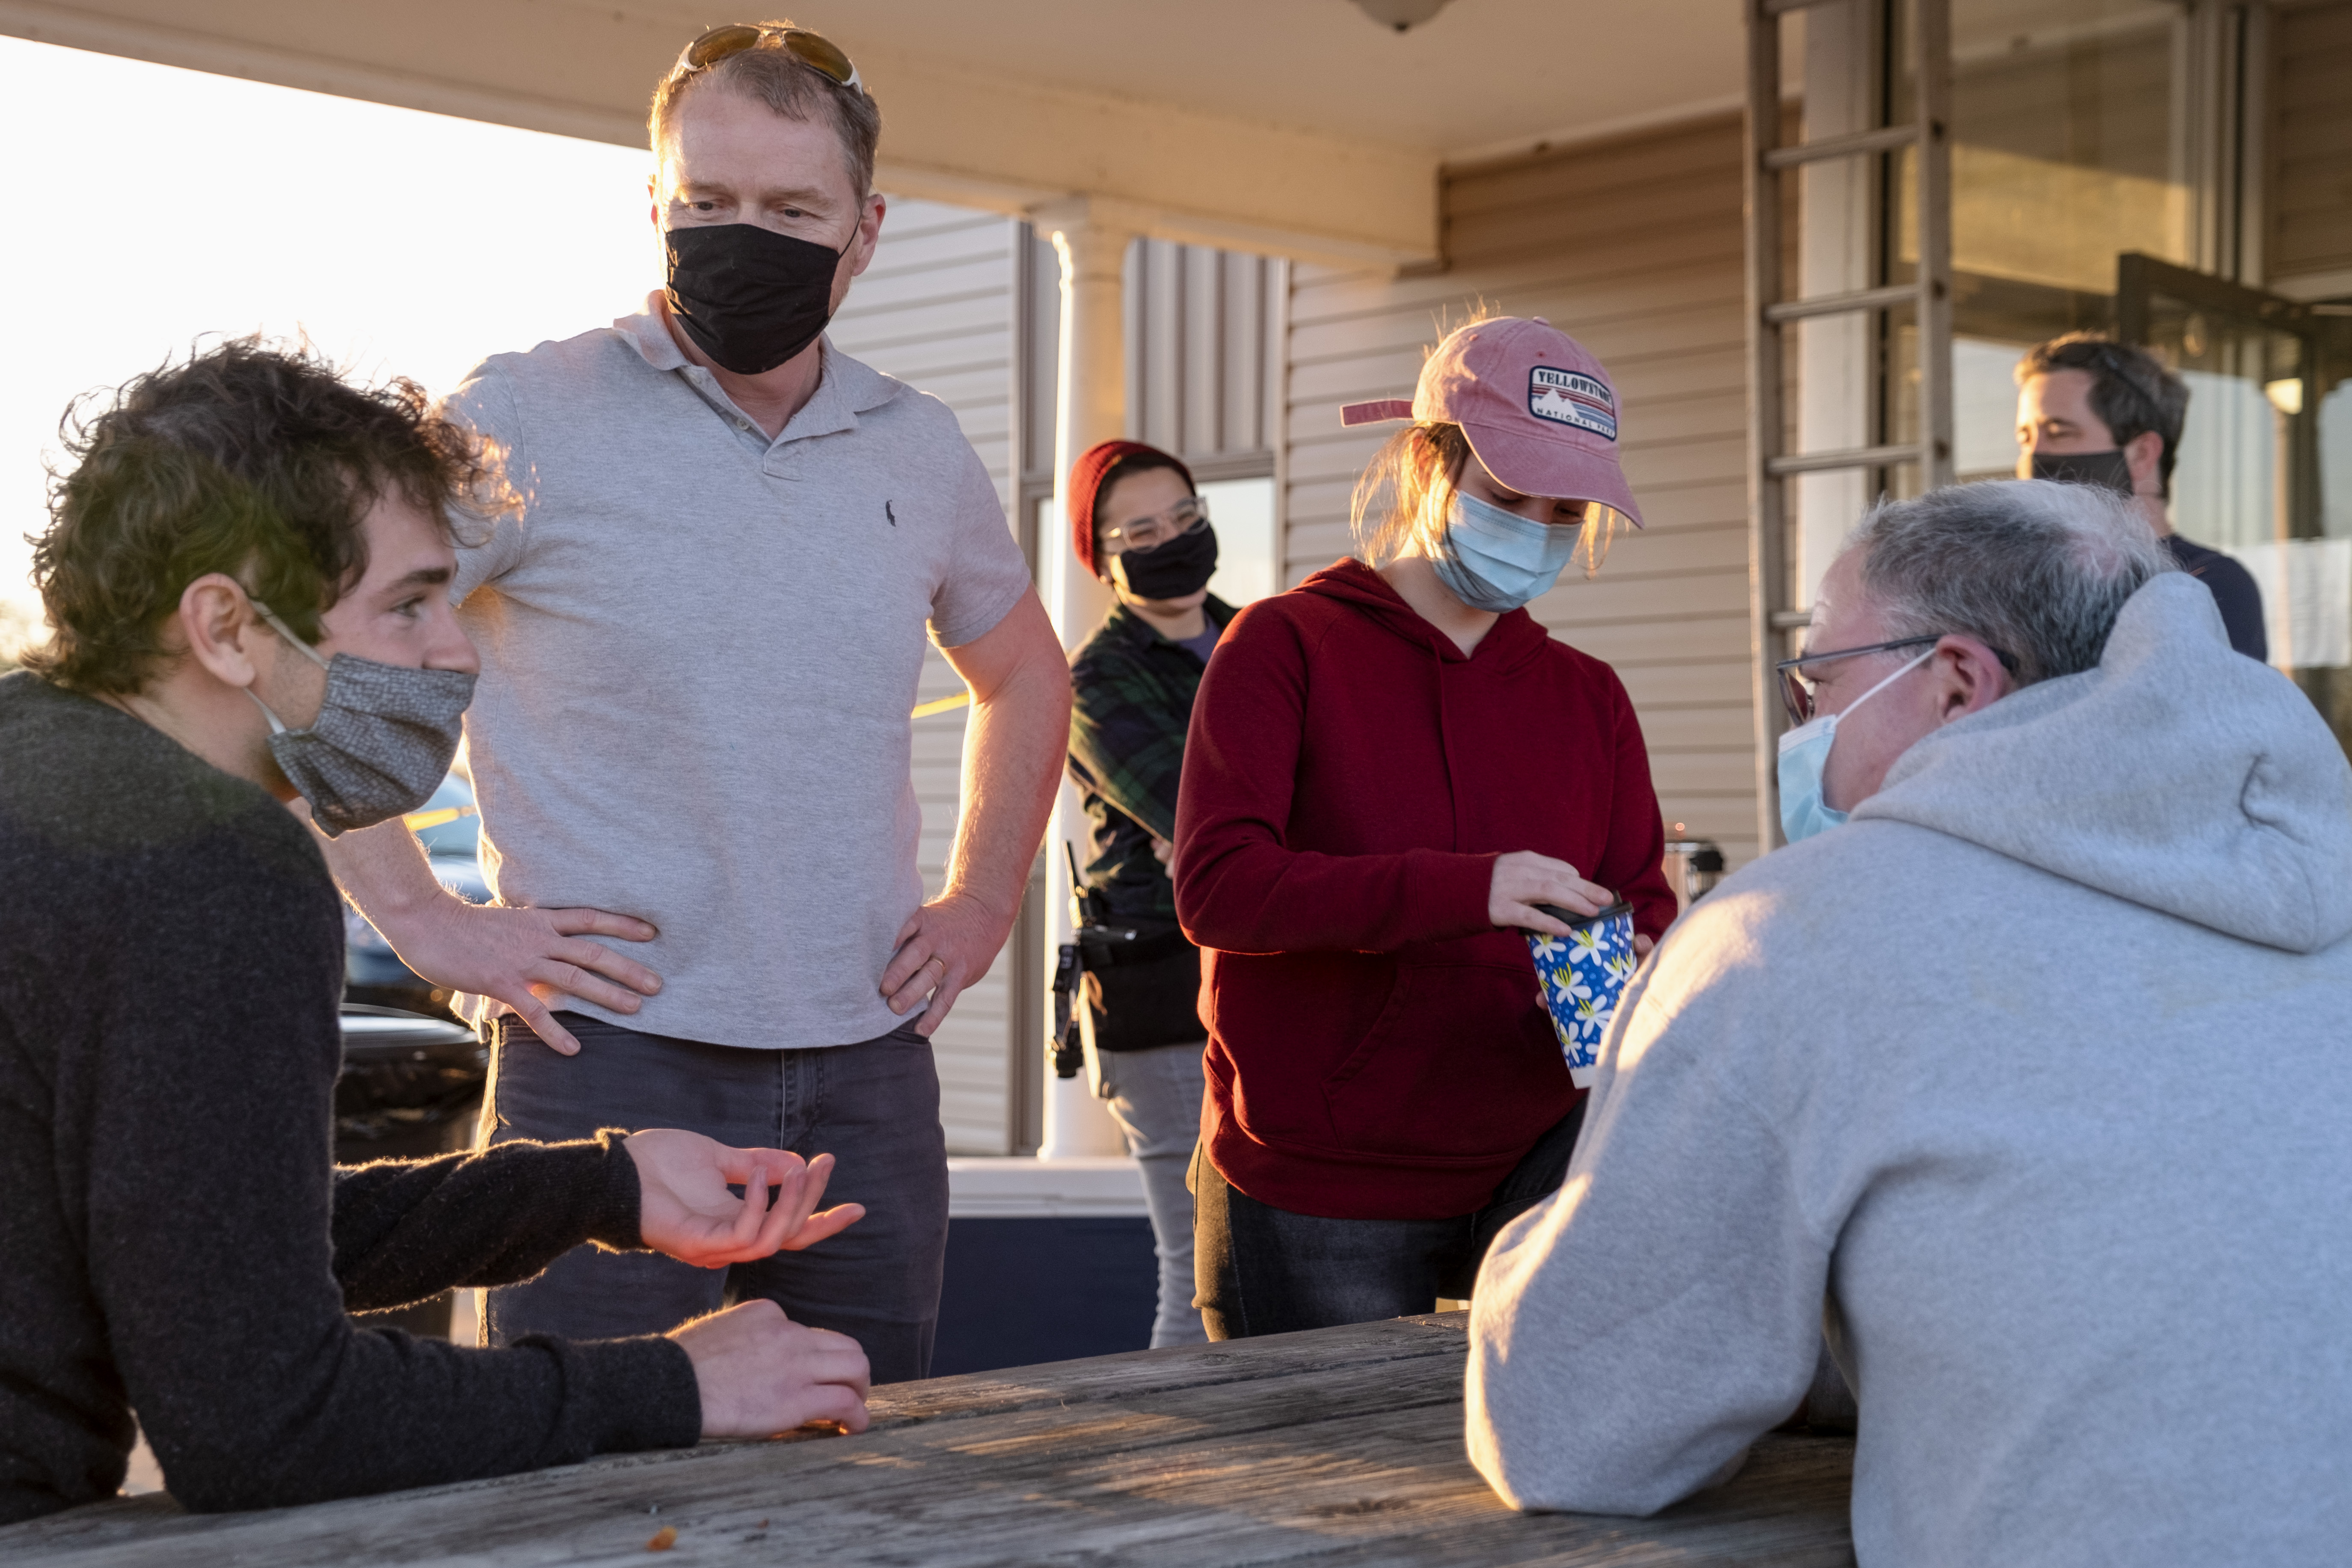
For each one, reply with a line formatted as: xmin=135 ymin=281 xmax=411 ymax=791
xmin=1523 ymin=901 xmax=1637 ymax=1089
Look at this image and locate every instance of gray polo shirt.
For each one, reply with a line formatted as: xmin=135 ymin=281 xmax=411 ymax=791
xmin=443 ymin=299 xmax=1032 ymax=1049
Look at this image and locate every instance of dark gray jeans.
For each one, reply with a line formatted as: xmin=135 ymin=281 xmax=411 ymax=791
xmin=480 ymin=1012 xmax=948 ymax=1384
xmin=1192 ymin=1097 xmax=1586 ymax=1340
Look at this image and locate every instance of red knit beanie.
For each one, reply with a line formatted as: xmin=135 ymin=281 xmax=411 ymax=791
xmin=1068 ymin=440 xmax=1196 ymax=580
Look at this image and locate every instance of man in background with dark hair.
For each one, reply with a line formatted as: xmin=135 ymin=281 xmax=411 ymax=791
xmin=2016 ymin=330 xmax=2268 ymax=659
xmin=0 ymin=340 xmax=872 ymax=1525
xmin=315 ymin=24 xmax=1069 ymax=1377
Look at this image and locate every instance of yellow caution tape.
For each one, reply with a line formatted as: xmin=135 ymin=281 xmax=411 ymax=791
xmin=910 ymin=691 xmax=974 ymax=720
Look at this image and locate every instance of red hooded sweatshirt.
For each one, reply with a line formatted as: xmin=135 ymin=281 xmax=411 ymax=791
xmin=1173 ymin=559 xmax=1675 ymax=1220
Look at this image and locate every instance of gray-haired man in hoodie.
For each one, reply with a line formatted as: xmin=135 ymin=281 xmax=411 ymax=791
xmin=1465 ymin=479 xmax=2352 ymax=1564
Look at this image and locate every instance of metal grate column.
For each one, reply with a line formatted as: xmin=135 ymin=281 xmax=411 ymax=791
xmin=1743 ymin=0 xmax=1953 ymax=851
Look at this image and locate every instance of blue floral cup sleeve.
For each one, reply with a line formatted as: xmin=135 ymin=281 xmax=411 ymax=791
xmin=1524 ymin=903 xmax=1638 ymax=1090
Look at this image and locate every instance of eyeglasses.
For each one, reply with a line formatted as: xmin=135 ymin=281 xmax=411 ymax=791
xmin=1774 ymin=636 xmax=1942 ymax=726
xmin=1775 ymin=634 xmax=2020 ymax=724
xmin=1100 ymin=497 xmax=1209 ymax=556
xmin=672 ymin=24 xmax=863 ymax=93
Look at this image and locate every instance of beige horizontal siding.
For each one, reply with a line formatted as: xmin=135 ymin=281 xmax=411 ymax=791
xmin=831 ymin=197 xmax=1021 ymax=1153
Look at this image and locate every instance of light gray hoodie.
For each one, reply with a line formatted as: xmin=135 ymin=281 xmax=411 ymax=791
xmin=1467 ymin=573 xmax=2352 ymax=1565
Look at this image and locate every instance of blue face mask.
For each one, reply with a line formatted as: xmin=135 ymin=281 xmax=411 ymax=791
xmin=1430 ymin=489 xmax=1581 ymax=613
xmin=1775 ymin=648 xmax=1934 ymax=844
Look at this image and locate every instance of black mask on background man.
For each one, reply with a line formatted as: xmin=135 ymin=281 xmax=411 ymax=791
xmin=1109 ymin=525 xmax=1219 ymax=602
xmin=664 ymin=223 xmax=842 ymax=375
xmin=2027 ymin=448 xmax=2136 ymax=496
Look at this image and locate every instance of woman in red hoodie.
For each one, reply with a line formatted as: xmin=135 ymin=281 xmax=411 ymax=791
xmin=1173 ymin=316 xmax=1676 ymax=1338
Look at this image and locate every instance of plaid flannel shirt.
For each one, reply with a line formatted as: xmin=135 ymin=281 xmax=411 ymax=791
xmin=1065 ymin=597 xmax=1235 ymax=922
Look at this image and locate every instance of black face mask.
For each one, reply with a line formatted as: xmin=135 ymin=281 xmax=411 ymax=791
xmin=664 ymin=222 xmax=842 ymax=375
xmin=2029 ymin=448 xmax=2135 ymax=496
xmin=1109 ymin=524 xmax=1219 ymax=602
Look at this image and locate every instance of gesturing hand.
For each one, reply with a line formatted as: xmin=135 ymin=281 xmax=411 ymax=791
xmin=670 ymin=1300 xmax=872 ymax=1439
xmin=384 ymin=895 xmax=662 ymax=1056
xmin=1489 ymin=851 xmax=1617 ymax=937
xmin=879 ymin=889 xmax=1017 ymax=1037
xmin=625 ymin=1130 xmax=865 ymax=1270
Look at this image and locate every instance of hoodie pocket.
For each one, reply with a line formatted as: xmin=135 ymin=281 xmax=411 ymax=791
xmin=1320 ymin=959 xmax=1566 ymax=1162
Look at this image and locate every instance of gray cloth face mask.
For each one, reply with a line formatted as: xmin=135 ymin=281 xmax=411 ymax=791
xmin=246 ymin=602 xmax=475 ymax=837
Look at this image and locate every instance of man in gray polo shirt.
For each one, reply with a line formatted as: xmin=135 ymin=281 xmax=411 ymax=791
xmin=321 ymin=24 xmax=1068 ymax=1382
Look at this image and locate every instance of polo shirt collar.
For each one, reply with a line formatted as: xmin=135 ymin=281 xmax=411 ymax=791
xmin=614 ymin=292 xmax=898 ymax=443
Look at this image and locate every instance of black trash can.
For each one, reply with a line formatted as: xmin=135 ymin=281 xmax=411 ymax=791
xmin=335 ymin=1005 xmax=487 ymax=1340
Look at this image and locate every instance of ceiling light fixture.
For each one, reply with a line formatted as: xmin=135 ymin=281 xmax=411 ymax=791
xmin=1351 ymin=0 xmax=1453 ymax=32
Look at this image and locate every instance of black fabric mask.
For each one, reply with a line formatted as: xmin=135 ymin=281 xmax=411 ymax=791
xmin=664 ymin=222 xmax=842 ymax=375
xmin=1109 ymin=524 xmax=1219 ymax=602
xmin=2029 ymin=448 xmax=2136 ymax=496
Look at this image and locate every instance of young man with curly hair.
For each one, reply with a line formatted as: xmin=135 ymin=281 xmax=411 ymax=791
xmin=0 ymin=340 xmax=873 ymax=1525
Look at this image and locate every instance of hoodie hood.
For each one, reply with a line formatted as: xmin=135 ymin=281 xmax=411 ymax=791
xmin=1296 ymin=557 xmax=1553 ymax=670
xmin=1856 ymin=572 xmax=2352 ymax=953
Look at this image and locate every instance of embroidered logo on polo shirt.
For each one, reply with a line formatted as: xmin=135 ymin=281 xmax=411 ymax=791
xmin=886 ymin=500 xmax=898 ymax=526
xmin=1529 ymin=368 xmax=1617 ymax=442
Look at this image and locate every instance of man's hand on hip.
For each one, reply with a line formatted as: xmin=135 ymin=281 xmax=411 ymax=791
xmin=881 ymin=889 xmax=1016 ymax=1036
xmin=389 ymin=896 xmax=662 ymax=1057
xmin=625 ymin=1130 xmax=864 ymax=1269
xmin=315 ymin=812 xmax=662 ymax=1056
xmin=911 ymin=591 xmax=1070 ymax=1037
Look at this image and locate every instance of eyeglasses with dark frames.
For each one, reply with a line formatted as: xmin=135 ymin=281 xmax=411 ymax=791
xmin=672 ymin=24 xmax=863 ymax=93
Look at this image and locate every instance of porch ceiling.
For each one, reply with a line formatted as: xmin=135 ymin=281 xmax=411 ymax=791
xmin=0 ymin=0 xmax=1745 ymax=268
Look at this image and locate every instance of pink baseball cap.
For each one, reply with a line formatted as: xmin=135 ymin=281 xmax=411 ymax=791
xmin=1341 ymin=317 xmax=1642 ymax=527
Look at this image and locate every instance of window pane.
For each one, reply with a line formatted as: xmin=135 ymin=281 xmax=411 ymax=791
xmin=1889 ymin=1 xmax=2192 ymax=478
xmin=1200 ymin=477 xmax=1278 ymax=606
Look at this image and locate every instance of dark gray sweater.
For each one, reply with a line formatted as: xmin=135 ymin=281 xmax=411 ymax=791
xmin=0 ymin=671 xmax=700 ymax=1526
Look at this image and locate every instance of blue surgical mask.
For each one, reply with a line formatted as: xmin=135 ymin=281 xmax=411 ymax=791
xmin=1430 ymin=489 xmax=1581 ymax=613
xmin=1775 ymin=649 xmax=1934 ymax=844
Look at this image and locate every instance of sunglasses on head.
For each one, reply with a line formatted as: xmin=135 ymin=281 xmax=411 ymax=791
xmin=673 ymin=24 xmax=862 ymax=92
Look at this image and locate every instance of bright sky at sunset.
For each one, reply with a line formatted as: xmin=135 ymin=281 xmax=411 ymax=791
xmin=0 ymin=36 xmax=657 ymax=638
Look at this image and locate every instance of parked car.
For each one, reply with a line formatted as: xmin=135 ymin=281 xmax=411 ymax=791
xmin=342 ymin=771 xmax=488 ymax=1020
xmin=336 ymin=1004 xmax=485 ymax=1154
xmin=337 ymin=1002 xmax=485 ymax=1338
xmin=337 ymin=775 xmax=491 ymax=1340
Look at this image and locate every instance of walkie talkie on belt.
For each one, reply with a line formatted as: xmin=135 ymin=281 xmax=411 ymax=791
xmin=1047 ymin=842 xmax=1149 ymax=1080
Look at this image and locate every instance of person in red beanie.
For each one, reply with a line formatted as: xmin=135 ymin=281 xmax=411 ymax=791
xmin=1063 ymin=439 xmax=1234 ymax=1347
xmin=1173 ymin=317 xmax=1676 ymax=1338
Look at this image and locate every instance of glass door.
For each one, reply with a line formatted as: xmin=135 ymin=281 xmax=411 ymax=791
xmin=2118 ymin=253 xmax=2352 ymax=756
xmin=1885 ymin=0 xmax=2198 ymax=495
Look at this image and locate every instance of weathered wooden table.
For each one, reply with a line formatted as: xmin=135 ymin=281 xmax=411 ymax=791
xmin=5 ymin=1313 xmax=1855 ymax=1566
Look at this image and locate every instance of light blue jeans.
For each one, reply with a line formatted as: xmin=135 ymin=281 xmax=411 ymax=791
xmin=1096 ymin=1040 xmax=1210 ymax=1347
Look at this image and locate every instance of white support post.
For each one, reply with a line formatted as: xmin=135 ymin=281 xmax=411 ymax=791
xmin=1035 ymin=202 xmax=1135 ymax=1161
